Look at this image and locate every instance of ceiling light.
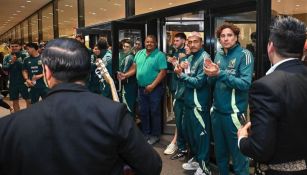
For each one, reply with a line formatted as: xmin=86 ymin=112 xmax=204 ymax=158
xmin=16 ymin=10 xmax=21 ymax=13
xmin=20 ymin=6 xmax=25 ymax=8
xmin=168 ymin=2 xmax=173 ymax=5
xmin=13 ymin=14 xmax=17 ymax=16
xmin=26 ymin=0 xmax=31 ymax=2
xmin=149 ymin=8 xmax=153 ymax=10
xmin=295 ymin=4 xmax=300 ymax=7
xmin=65 ymin=4 xmax=70 ymax=7
xmin=114 ymin=3 xmax=121 ymax=6
xmin=277 ymin=0 xmax=281 ymax=2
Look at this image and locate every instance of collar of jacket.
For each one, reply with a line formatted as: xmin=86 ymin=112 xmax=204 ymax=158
xmin=45 ymin=82 xmax=88 ymax=98
xmin=192 ymin=48 xmax=204 ymax=59
xmin=219 ymin=43 xmax=240 ymax=56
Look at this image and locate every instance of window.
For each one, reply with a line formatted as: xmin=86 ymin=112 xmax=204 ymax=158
xmin=272 ymin=0 xmax=307 ymax=25
xmin=58 ymin=0 xmax=78 ymax=37
xmin=85 ymin=0 xmax=125 ymax=26
xmin=30 ymin=14 xmax=39 ymax=43
xmin=135 ymin=0 xmax=200 ymax=15
xmin=42 ymin=4 xmax=54 ymax=42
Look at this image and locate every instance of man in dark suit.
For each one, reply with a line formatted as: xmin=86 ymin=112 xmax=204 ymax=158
xmin=238 ymin=16 xmax=307 ymax=174
xmin=0 ymin=38 xmax=162 ymax=175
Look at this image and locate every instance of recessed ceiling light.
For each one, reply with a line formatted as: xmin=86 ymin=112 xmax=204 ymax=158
xmin=92 ymin=12 xmax=96 ymax=15
xmin=13 ymin=14 xmax=17 ymax=16
xmin=114 ymin=3 xmax=121 ymax=6
xmin=20 ymin=6 xmax=25 ymax=8
xmin=26 ymin=1 xmax=31 ymax=3
xmin=277 ymin=0 xmax=281 ymax=2
xmin=168 ymin=2 xmax=173 ymax=5
xmin=295 ymin=4 xmax=300 ymax=7
xmin=16 ymin=10 xmax=22 ymax=13
xmin=65 ymin=4 xmax=70 ymax=7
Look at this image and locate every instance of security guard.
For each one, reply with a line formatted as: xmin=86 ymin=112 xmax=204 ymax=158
xmin=204 ymin=23 xmax=254 ymax=175
xmin=118 ymin=39 xmax=137 ymax=118
xmin=22 ymin=43 xmax=48 ymax=104
xmin=3 ymin=40 xmax=30 ymax=112
xmin=175 ymin=32 xmax=211 ymax=175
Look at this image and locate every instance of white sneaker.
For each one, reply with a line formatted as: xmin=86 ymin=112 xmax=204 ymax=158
xmin=182 ymin=157 xmax=200 ymax=170
xmin=164 ymin=143 xmax=178 ymax=155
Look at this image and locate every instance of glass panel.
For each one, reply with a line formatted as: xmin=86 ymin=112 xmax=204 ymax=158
xmin=11 ymin=29 xmax=15 ymax=40
xmin=15 ymin=25 xmax=21 ymax=40
xmin=23 ymin=20 xmax=29 ymax=43
xmin=272 ymin=0 xmax=307 ymax=25
xmin=135 ymin=0 xmax=201 ymax=15
xmin=42 ymin=4 xmax=54 ymax=42
xmin=85 ymin=0 xmax=125 ymax=26
xmin=58 ymin=0 xmax=78 ymax=37
xmin=164 ymin=11 xmax=204 ymax=126
xmin=30 ymin=14 xmax=39 ymax=43
xmin=118 ymin=29 xmax=143 ymax=68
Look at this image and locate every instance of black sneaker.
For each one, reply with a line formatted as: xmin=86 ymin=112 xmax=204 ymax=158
xmin=170 ymin=150 xmax=187 ymax=160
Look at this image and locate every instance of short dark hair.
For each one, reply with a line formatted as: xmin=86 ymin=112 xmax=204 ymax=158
xmin=97 ymin=38 xmax=109 ymax=50
xmin=122 ymin=39 xmax=132 ymax=46
xmin=10 ymin=39 xmax=21 ymax=46
xmin=41 ymin=38 xmax=91 ymax=82
xmin=146 ymin=35 xmax=157 ymax=43
xmin=26 ymin=43 xmax=38 ymax=50
xmin=216 ymin=22 xmax=240 ymax=38
xmin=75 ymin=34 xmax=84 ymax=40
xmin=174 ymin=33 xmax=187 ymax=40
xmin=251 ymin=32 xmax=257 ymax=41
xmin=269 ymin=16 xmax=306 ymax=58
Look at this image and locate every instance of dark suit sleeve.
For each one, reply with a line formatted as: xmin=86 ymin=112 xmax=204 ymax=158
xmin=114 ymin=105 xmax=162 ymax=175
xmin=240 ymin=80 xmax=281 ymax=162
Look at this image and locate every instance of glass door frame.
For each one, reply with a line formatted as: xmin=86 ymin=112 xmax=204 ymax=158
xmin=111 ymin=21 xmax=146 ymax=77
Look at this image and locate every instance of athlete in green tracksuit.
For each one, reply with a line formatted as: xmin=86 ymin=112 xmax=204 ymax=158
xmin=175 ymin=32 xmax=211 ymax=174
xmin=88 ymin=45 xmax=103 ymax=94
xmin=100 ymin=49 xmax=112 ymax=98
xmin=118 ymin=40 xmax=137 ymax=118
xmin=204 ymin=23 xmax=254 ymax=175
xmin=22 ymin=43 xmax=48 ymax=104
xmin=165 ymin=33 xmax=189 ymax=158
xmin=3 ymin=41 xmax=30 ymax=112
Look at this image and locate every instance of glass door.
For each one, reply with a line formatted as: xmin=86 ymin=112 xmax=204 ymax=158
xmin=111 ymin=21 xmax=145 ymax=76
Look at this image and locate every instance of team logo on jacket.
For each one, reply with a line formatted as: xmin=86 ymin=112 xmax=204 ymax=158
xmin=38 ymin=60 xmax=42 ymax=65
xmin=228 ymin=59 xmax=236 ymax=68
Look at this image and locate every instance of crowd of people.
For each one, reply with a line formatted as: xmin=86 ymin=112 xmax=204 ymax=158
xmin=0 ymin=16 xmax=306 ymax=175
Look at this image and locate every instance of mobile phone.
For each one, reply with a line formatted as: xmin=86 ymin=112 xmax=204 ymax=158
xmin=238 ymin=113 xmax=247 ymax=126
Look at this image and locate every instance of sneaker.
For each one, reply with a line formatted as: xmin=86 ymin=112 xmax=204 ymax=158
xmin=164 ymin=143 xmax=178 ymax=155
xmin=194 ymin=168 xmax=205 ymax=175
xmin=182 ymin=157 xmax=200 ymax=170
xmin=170 ymin=150 xmax=187 ymax=160
xmin=147 ymin=136 xmax=160 ymax=145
